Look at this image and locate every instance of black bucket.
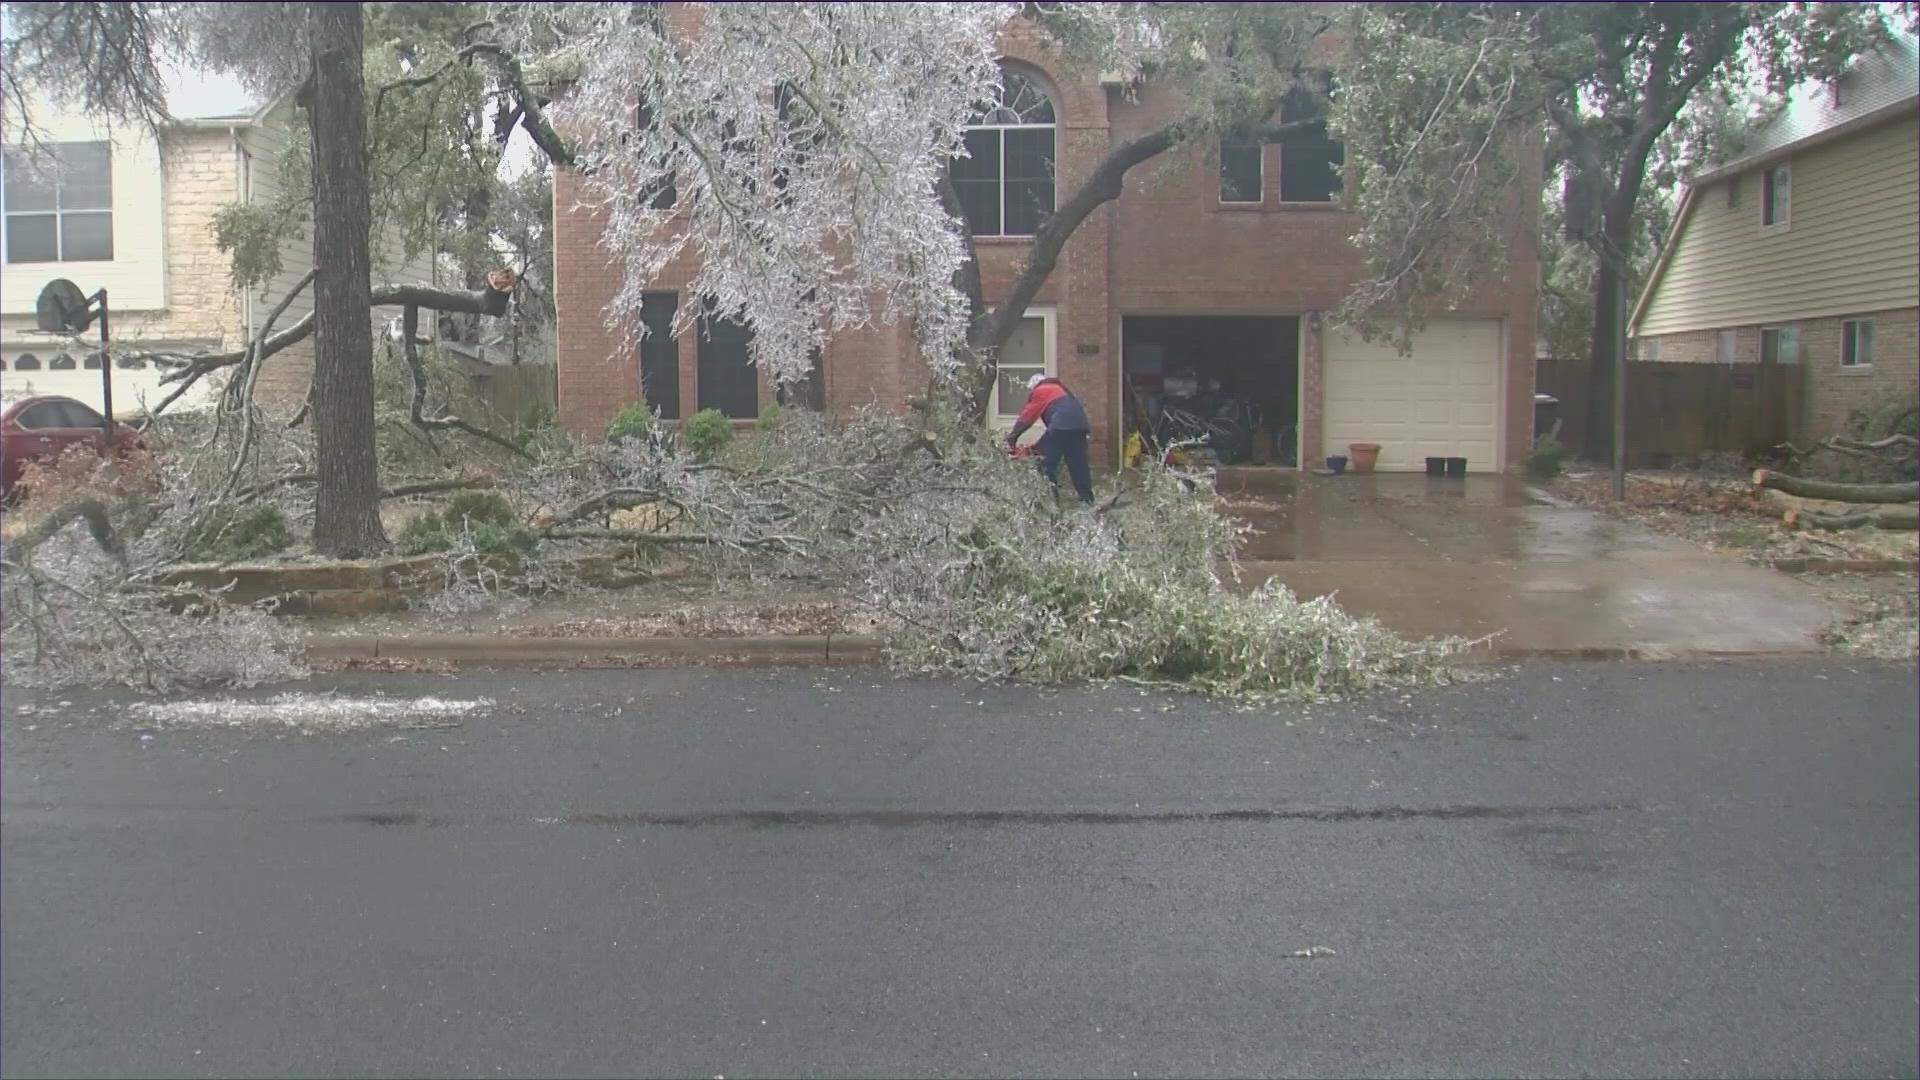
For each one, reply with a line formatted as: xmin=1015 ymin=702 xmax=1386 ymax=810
xmin=1425 ymin=456 xmax=1446 ymax=476
xmin=1444 ymin=457 xmax=1468 ymax=477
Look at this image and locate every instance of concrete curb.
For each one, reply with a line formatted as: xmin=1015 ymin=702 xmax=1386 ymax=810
xmin=1477 ymin=645 xmax=1823 ymax=663
xmin=1771 ymin=557 xmax=1915 ymax=574
xmin=308 ymin=633 xmax=887 ymax=669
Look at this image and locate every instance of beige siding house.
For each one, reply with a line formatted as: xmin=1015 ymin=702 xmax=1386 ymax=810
xmin=1 ymin=86 xmax=438 ymax=416
xmin=1628 ymin=31 xmax=1919 ymax=439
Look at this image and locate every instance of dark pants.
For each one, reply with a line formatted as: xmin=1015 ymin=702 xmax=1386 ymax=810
xmin=1037 ymin=429 xmax=1094 ymax=503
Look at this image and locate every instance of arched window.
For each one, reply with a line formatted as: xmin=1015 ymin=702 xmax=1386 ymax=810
xmin=13 ymin=352 xmax=39 ymax=370
xmin=954 ymin=67 xmax=1055 ymax=237
xmin=49 ymin=352 xmax=75 ymax=370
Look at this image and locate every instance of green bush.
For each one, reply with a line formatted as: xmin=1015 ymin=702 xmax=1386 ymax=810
xmin=605 ymin=402 xmax=656 ymax=444
xmin=756 ymin=403 xmax=782 ymax=432
xmin=395 ymin=492 xmax=535 ymax=557
xmin=1526 ymin=435 xmax=1566 ymax=479
xmin=183 ymin=504 xmax=290 ymax=563
xmin=683 ymin=408 xmax=734 ymax=460
xmin=515 ymin=400 xmax=555 ymax=446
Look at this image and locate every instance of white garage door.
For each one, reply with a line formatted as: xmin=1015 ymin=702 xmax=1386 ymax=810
xmin=1322 ymin=318 xmax=1503 ymax=472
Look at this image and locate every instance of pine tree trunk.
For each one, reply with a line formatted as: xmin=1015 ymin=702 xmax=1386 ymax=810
xmin=306 ymin=1 xmax=386 ymax=557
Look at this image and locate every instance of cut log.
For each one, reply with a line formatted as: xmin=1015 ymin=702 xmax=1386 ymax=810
xmin=1752 ymin=469 xmax=1919 ymax=504
xmin=1784 ymin=506 xmax=1920 ymax=532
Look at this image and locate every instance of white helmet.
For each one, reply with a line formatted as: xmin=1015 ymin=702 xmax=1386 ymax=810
xmin=1026 ymin=373 xmax=1048 ymax=390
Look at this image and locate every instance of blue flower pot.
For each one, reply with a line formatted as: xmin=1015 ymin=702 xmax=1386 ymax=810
xmin=1326 ymin=455 xmax=1348 ymax=474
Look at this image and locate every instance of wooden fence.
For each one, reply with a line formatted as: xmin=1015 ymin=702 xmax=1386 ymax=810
xmin=1536 ymin=357 xmax=1804 ymax=467
xmin=465 ymin=362 xmax=557 ymax=426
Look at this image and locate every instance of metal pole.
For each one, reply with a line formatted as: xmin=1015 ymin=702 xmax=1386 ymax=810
xmin=95 ymin=289 xmax=114 ymax=440
xmin=1610 ymin=252 xmax=1628 ymax=502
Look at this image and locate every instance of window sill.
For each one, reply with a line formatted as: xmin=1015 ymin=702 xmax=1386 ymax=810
xmin=1215 ymin=200 xmax=1266 ymax=212
xmin=1273 ymin=199 xmax=1347 ymax=212
xmin=1838 ymin=363 xmax=1874 ymax=373
xmin=971 ymin=235 xmax=1038 ymax=246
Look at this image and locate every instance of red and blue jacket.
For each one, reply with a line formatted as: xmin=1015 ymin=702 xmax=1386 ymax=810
xmin=1009 ymin=377 xmax=1090 ymax=440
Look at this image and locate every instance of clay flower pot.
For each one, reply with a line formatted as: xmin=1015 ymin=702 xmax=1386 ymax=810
xmin=1348 ymin=442 xmax=1382 ymax=474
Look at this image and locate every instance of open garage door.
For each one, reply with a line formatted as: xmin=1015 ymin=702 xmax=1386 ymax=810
xmin=1321 ymin=318 xmax=1503 ymax=472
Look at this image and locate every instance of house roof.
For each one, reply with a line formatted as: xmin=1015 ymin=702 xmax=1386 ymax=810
xmin=1693 ymin=29 xmax=1918 ymax=185
xmin=161 ymin=66 xmax=272 ymax=126
xmin=1628 ymin=30 xmax=1919 ymax=334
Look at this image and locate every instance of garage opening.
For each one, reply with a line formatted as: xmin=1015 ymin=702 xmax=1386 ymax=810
xmin=1122 ymin=316 xmax=1299 ymax=466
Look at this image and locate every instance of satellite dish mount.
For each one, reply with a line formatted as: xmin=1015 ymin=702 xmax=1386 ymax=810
xmin=33 ymin=278 xmax=115 ymax=434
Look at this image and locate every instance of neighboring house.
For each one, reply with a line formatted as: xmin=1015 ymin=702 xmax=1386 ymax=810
xmin=1 ymin=81 xmax=438 ymax=417
xmin=552 ymin=11 xmax=1540 ymax=472
xmin=1629 ymin=32 xmax=1918 ymax=440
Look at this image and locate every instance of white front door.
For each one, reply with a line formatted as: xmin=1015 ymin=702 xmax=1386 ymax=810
xmin=988 ymin=309 xmax=1055 ymax=446
xmin=1321 ymin=318 xmax=1503 ymax=472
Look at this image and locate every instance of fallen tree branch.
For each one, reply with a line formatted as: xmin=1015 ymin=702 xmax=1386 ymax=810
xmin=399 ymin=303 xmax=532 ymax=460
xmin=1752 ymin=469 xmax=1919 ymax=505
xmin=141 ymin=273 xmax=519 ymax=413
xmin=1785 ymin=506 xmax=1920 ymax=532
xmin=236 ymin=472 xmax=496 ymax=502
xmin=542 ymin=528 xmax=806 ymax=552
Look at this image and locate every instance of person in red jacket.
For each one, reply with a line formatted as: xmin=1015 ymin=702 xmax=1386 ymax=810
xmin=1008 ymin=373 xmax=1094 ymax=504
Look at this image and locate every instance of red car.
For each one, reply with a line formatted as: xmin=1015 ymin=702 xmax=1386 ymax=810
xmin=1 ymin=395 xmax=146 ymax=499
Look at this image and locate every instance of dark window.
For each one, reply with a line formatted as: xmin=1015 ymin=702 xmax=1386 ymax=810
xmin=82 ymin=351 xmax=101 ymax=370
xmin=634 ymin=98 xmax=677 ymax=210
xmin=1842 ymin=319 xmax=1873 ymax=367
xmin=2 ymin=141 xmax=113 ymax=262
xmin=16 ymin=402 xmax=63 ymax=428
xmin=1762 ymin=164 xmax=1790 ymax=227
xmin=13 ymin=352 xmax=39 ymax=370
xmin=48 ymin=352 xmax=75 ymax=370
xmin=114 ymin=351 xmax=145 ymax=369
xmin=954 ymin=69 xmax=1055 ymax=237
xmin=639 ymin=291 xmax=680 ymax=419
xmin=697 ymin=310 xmax=759 ymax=419
xmin=1219 ymin=135 xmax=1262 ymax=203
xmin=58 ymin=400 xmax=104 ymax=427
xmin=1761 ymin=327 xmax=1799 ymax=364
xmin=1277 ymin=86 xmax=1342 ymax=203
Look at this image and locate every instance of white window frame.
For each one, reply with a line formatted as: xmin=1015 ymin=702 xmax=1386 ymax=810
xmin=1761 ymin=163 xmax=1791 ymax=230
xmin=1841 ymin=318 xmax=1874 ymax=369
xmin=958 ymin=71 xmax=1056 ymax=239
xmin=1760 ymin=326 xmax=1800 ymax=364
xmin=1717 ymin=329 xmax=1737 ymax=364
xmin=1638 ymin=337 xmax=1662 ymax=362
xmin=988 ymin=306 xmax=1057 ymax=441
xmin=1 ymin=141 xmax=115 ymax=264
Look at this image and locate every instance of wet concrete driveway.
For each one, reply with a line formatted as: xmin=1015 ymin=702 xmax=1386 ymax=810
xmin=1216 ymin=469 xmax=1842 ymax=656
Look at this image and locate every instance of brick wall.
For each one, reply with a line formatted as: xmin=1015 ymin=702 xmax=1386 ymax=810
xmin=549 ymin=10 xmax=1541 ymax=469
xmin=1637 ymin=307 xmax=1918 ymax=438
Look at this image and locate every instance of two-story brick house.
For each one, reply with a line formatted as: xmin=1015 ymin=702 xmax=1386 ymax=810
xmin=1 ymin=79 xmax=437 ymax=417
xmin=551 ymin=15 xmax=1540 ymax=472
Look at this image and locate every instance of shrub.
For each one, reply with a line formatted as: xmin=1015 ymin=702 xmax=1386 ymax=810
xmin=182 ymin=504 xmax=291 ymax=563
xmin=682 ymin=408 xmax=734 ymax=460
xmin=515 ymin=400 xmax=555 ymax=446
xmin=396 ymin=492 xmax=535 ymax=557
xmin=1526 ymin=435 xmax=1565 ymax=479
xmin=605 ymin=402 xmax=656 ymax=444
xmin=757 ymin=403 xmax=782 ymax=432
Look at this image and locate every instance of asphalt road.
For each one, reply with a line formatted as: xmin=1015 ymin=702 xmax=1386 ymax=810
xmin=3 ymin=662 xmax=1915 ymax=1079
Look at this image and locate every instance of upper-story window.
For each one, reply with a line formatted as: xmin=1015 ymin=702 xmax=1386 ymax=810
xmin=1219 ymin=134 xmax=1262 ymax=204
xmin=1278 ymin=85 xmax=1343 ymax=203
xmin=2 ymin=142 xmax=113 ymax=263
xmin=953 ymin=68 xmax=1055 ymax=237
xmin=1761 ymin=163 xmax=1790 ymax=228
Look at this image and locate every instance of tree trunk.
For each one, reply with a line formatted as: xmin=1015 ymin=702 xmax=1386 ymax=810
xmin=1579 ymin=202 xmax=1633 ymax=463
xmin=306 ymin=1 xmax=386 ymax=556
xmin=1753 ymin=470 xmax=1920 ymax=504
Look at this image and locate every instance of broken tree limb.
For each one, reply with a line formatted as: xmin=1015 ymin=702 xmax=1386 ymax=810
xmin=1784 ymin=506 xmax=1920 ymax=532
xmin=140 ymin=273 xmax=520 ymax=412
xmin=399 ymin=303 xmax=532 ymax=460
xmin=1752 ymin=470 xmax=1919 ymax=504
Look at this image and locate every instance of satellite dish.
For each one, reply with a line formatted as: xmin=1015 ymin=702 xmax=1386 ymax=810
xmin=35 ymin=278 xmax=92 ymax=333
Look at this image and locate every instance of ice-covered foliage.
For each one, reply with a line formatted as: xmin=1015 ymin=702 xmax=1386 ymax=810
xmin=489 ymin=2 xmax=1139 ymax=383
